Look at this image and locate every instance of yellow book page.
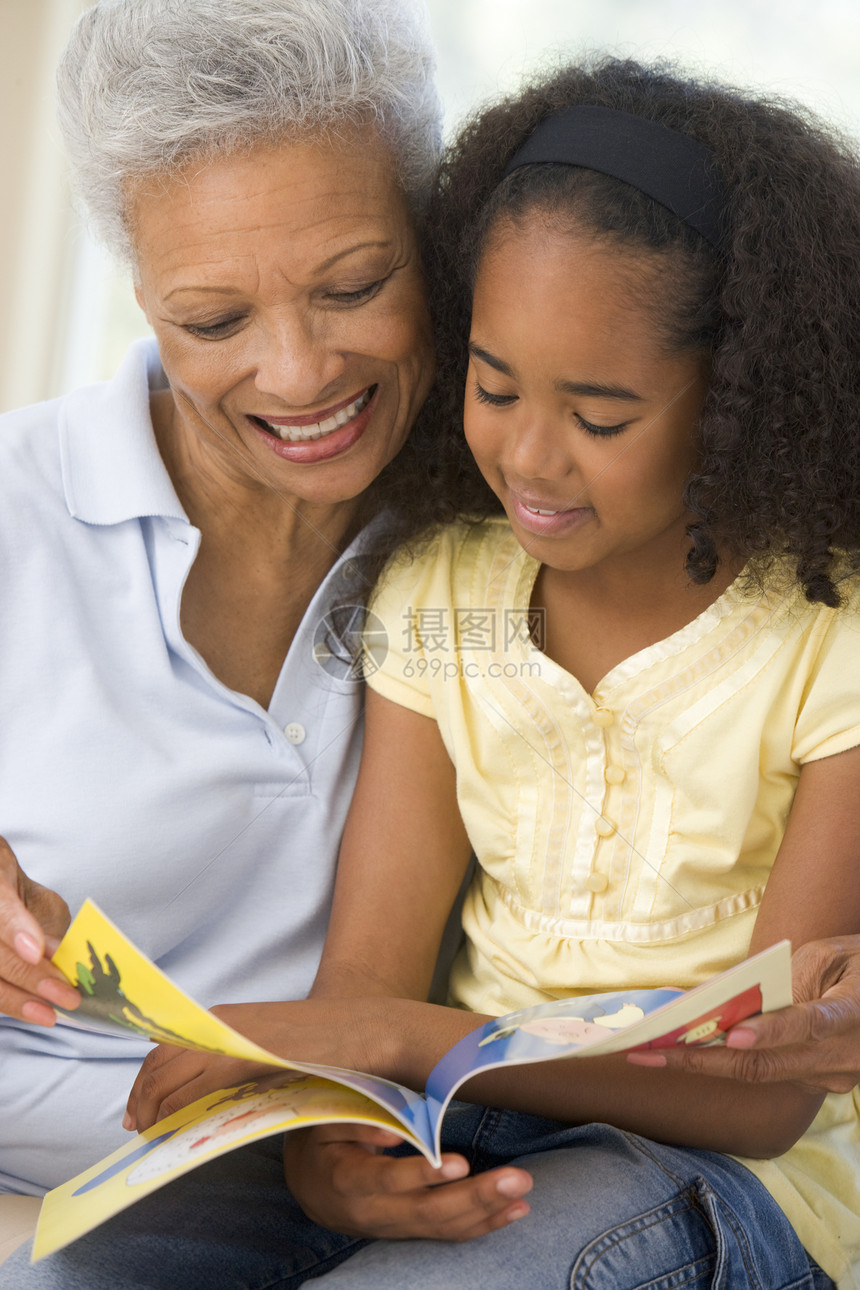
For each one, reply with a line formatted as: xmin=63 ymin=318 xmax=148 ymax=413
xmin=33 ymin=1072 xmax=415 ymax=1261
xmin=51 ymin=899 xmax=297 ymax=1066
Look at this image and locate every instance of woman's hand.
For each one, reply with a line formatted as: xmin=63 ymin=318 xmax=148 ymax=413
xmin=629 ymin=937 xmax=860 ymax=1094
xmin=0 ymin=836 xmax=79 ymax=1025
xmin=282 ymin=1124 xmax=532 ymax=1241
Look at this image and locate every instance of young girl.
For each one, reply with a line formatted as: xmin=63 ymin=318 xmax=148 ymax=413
xmin=123 ymin=58 xmax=860 ymax=1290
xmin=288 ymin=58 xmax=860 ymax=1289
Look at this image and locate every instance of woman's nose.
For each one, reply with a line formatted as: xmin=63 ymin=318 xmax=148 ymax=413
xmin=253 ymin=310 xmax=347 ymax=407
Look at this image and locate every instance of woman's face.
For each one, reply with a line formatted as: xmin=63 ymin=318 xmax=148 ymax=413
xmin=131 ymin=130 xmax=434 ymax=508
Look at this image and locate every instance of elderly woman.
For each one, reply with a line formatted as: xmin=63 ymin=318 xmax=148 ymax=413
xmin=0 ymin=1 xmax=542 ymax=1277
xmin=0 ymin=0 xmax=451 ymax=1253
xmin=4 ymin=1 xmax=860 ymax=1287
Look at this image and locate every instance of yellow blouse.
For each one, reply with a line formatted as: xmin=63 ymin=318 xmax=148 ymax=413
xmin=367 ymin=517 xmax=860 ymax=1288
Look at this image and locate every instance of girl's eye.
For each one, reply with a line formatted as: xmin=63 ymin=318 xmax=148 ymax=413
xmin=473 ymin=382 xmax=517 ymax=407
xmin=184 ymin=316 xmax=245 ymax=340
xmin=576 ymin=414 xmax=629 ymax=438
xmin=327 ymin=278 xmax=387 ymax=306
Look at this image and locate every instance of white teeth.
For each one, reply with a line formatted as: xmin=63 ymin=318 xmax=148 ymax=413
xmin=259 ymin=388 xmax=372 ymax=442
xmin=524 ymin=505 xmax=561 ymax=516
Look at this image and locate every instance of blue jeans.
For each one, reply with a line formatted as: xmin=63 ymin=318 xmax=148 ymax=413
xmin=0 ymin=1108 xmax=835 ymax=1289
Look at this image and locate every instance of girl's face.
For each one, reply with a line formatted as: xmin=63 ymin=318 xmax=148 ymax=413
xmin=465 ymin=221 xmax=709 ymax=578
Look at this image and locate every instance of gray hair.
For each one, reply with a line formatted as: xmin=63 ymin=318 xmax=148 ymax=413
xmin=57 ymin=0 xmax=443 ymax=261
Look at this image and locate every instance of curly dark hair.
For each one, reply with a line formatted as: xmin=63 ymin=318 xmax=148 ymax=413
xmin=370 ymin=56 xmax=860 ymax=607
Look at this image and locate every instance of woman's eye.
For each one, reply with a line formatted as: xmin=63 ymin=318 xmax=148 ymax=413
xmin=576 ymin=414 xmax=629 ymax=438
xmin=473 ymin=382 xmax=517 ymax=407
xmin=184 ymin=316 xmax=245 ymax=340
xmin=328 ymin=278 xmax=387 ymax=306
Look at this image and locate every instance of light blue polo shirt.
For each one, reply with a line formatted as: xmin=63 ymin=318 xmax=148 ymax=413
xmin=0 ymin=340 xmax=368 ymax=1193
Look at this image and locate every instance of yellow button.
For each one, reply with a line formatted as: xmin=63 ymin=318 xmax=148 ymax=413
xmin=604 ymin=765 xmax=625 ymax=785
xmin=595 ymin=817 xmax=616 ymax=837
xmin=585 ymin=873 xmax=609 ymax=893
xmin=592 ymin=707 xmax=614 ymax=728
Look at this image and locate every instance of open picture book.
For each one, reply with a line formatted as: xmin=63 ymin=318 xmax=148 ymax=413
xmin=33 ymin=899 xmax=792 ymax=1261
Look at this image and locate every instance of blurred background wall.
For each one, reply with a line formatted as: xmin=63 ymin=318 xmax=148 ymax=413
xmin=2 ymin=0 xmax=859 ymax=413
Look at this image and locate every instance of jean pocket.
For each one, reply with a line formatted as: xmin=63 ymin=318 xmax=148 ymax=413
xmin=572 ymin=1175 xmax=822 ymax=1290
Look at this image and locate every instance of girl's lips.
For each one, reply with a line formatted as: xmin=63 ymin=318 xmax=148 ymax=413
xmin=248 ymin=386 xmax=379 ymax=464
xmin=510 ymin=493 xmax=593 ymax=537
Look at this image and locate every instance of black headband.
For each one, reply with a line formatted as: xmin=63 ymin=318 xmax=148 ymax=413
xmin=502 ymin=105 xmax=726 ymax=246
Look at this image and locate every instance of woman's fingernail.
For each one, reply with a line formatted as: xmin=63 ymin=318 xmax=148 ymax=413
xmin=37 ymin=979 xmax=80 ymax=1008
xmin=627 ymin=1051 xmax=667 ymax=1067
xmin=21 ymin=999 xmax=56 ymax=1026
xmin=505 ymin=1202 xmax=529 ymax=1221
xmin=726 ymin=1026 xmax=758 ymax=1049
xmin=440 ymin=1158 xmax=468 ymax=1180
xmin=122 ymin=1112 xmax=134 ymax=1131
xmin=496 ymin=1173 xmax=528 ymax=1198
xmin=14 ymin=932 xmax=41 ymax=964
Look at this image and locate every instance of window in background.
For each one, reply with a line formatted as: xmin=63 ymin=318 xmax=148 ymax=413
xmin=5 ymin=0 xmax=860 ymax=409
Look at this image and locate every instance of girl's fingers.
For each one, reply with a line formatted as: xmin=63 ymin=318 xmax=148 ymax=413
xmin=126 ymin=1043 xmax=192 ymax=1129
xmin=297 ymin=1122 xmax=404 ymax=1151
xmin=128 ymin=1045 xmax=276 ymax=1130
xmin=331 ymin=1147 xmax=533 ymax=1239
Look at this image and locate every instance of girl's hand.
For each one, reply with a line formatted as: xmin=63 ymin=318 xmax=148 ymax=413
xmin=0 ymin=836 xmax=80 ymax=1025
xmin=124 ymin=1037 xmax=276 ymax=1131
xmin=282 ymin=1124 xmax=532 ymax=1241
xmin=125 ymin=999 xmax=398 ymax=1131
xmin=628 ymin=936 xmax=860 ymax=1094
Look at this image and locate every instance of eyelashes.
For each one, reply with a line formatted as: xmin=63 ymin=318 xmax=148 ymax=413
xmin=473 ymin=383 xmax=515 ymax=408
xmin=472 ymin=381 xmax=629 ymax=438
xmin=182 ymin=277 xmax=391 ymax=340
xmin=184 ymin=317 xmax=244 ymax=340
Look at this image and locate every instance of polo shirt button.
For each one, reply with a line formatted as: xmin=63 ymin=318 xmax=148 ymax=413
xmin=585 ymin=873 xmax=609 ymax=893
xmin=604 ymin=765 xmax=625 ymax=785
xmin=592 ymin=707 xmax=614 ymax=727
xmin=595 ymin=817 xmax=616 ymax=837
xmin=285 ymin=722 xmax=306 ymax=745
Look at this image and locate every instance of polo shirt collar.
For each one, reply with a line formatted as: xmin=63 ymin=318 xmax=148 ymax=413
xmin=60 ymin=338 xmax=189 ymax=526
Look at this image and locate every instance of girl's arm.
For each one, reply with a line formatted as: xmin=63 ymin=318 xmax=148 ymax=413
xmin=129 ymin=707 xmax=859 ymax=1154
xmin=306 ymin=702 xmax=860 ymax=1159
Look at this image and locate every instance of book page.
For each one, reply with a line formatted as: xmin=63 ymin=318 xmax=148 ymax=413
xmin=423 ymin=941 xmax=792 ymax=1157
xmin=33 ymin=1071 xmax=422 ymax=1261
xmin=50 ymin=900 xmax=430 ymax=1132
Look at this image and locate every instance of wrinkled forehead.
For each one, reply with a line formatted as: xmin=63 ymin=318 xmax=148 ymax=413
xmin=124 ymin=125 xmax=409 ymax=281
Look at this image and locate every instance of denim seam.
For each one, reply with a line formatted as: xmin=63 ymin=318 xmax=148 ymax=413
xmin=617 ymin=1131 xmax=767 ymax=1290
xmin=258 ymin=1234 xmax=371 ymax=1290
xmin=572 ymin=1189 xmax=714 ymax=1290
xmin=469 ymin=1106 xmax=506 ymax=1171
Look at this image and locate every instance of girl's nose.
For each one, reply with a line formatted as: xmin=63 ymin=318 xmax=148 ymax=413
xmin=253 ymin=310 xmax=347 ymax=408
xmin=506 ymin=413 xmax=574 ymax=484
